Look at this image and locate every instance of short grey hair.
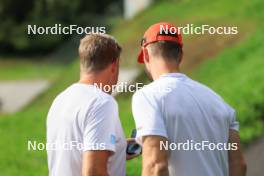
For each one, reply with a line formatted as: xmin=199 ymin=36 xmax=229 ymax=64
xmin=79 ymin=34 xmax=122 ymax=72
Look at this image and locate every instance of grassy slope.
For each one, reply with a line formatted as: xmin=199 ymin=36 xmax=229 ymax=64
xmin=0 ymin=59 xmax=64 ymax=80
xmin=193 ymin=29 xmax=264 ymax=143
xmin=0 ymin=0 xmax=264 ymax=175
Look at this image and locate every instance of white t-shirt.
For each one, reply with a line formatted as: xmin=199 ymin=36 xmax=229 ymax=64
xmin=132 ymin=73 xmax=239 ymax=176
xmin=47 ymin=83 xmax=126 ymax=176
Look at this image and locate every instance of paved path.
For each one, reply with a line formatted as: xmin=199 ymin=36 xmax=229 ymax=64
xmin=0 ymin=68 xmax=139 ymax=113
xmin=245 ymin=136 xmax=264 ymax=176
xmin=113 ymin=68 xmax=140 ymax=96
xmin=0 ymin=80 xmax=50 ymax=113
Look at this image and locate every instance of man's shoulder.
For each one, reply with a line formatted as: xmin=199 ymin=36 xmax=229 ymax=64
xmin=53 ymin=84 xmax=117 ymax=109
xmin=193 ymin=80 xmax=224 ymax=101
xmin=76 ymin=83 xmax=117 ymax=106
xmin=133 ymin=82 xmax=155 ymax=98
xmin=84 ymin=89 xmax=118 ymax=117
xmin=190 ymin=79 xmax=234 ymax=110
xmin=133 ymin=78 xmax=172 ymax=100
xmin=80 ymin=89 xmax=118 ymax=123
xmin=96 ymin=89 xmax=117 ymax=106
xmin=137 ymin=79 xmax=165 ymax=93
xmin=132 ymin=81 xmax=163 ymax=105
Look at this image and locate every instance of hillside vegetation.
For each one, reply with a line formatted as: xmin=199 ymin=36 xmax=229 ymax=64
xmin=0 ymin=0 xmax=263 ymax=175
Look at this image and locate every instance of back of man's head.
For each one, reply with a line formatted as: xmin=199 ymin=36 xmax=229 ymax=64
xmin=79 ymin=34 xmax=121 ymax=73
xmin=148 ymin=41 xmax=183 ymax=64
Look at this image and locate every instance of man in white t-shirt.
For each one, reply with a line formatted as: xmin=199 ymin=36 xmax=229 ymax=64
xmin=47 ymin=34 xmax=127 ymax=176
xmin=132 ymin=22 xmax=246 ymax=176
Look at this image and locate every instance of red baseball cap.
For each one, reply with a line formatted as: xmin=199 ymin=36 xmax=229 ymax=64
xmin=137 ymin=22 xmax=183 ymax=63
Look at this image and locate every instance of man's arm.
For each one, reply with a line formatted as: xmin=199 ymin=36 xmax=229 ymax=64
xmin=141 ymin=135 xmax=169 ymax=176
xmin=82 ymin=99 xmax=118 ymax=176
xmin=228 ymin=129 xmax=247 ymax=176
xmin=82 ymin=150 xmax=111 ymax=176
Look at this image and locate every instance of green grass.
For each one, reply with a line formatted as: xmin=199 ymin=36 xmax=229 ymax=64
xmin=0 ymin=36 xmax=78 ymax=81
xmin=0 ymin=0 xmax=264 ymax=175
xmin=0 ymin=62 xmax=79 ymax=175
xmin=192 ymin=26 xmax=264 ymax=143
xmin=0 ymin=59 xmax=64 ymax=80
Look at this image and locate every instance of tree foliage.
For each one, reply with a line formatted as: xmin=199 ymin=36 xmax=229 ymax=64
xmin=0 ymin=0 xmax=122 ymax=54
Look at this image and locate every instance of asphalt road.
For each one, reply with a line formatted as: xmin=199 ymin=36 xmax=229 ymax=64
xmin=0 ymin=68 xmax=139 ymax=113
xmin=245 ymin=136 xmax=264 ymax=176
xmin=0 ymin=80 xmax=50 ymax=113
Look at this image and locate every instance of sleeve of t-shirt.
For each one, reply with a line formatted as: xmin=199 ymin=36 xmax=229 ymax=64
xmin=132 ymin=91 xmax=168 ymax=145
xmin=82 ymin=98 xmax=118 ymax=152
xmin=228 ymin=107 xmax=239 ymax=131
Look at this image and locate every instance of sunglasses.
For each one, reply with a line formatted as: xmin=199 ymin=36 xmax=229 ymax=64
xmin=140 ymin=32 xmax=179 ymax=46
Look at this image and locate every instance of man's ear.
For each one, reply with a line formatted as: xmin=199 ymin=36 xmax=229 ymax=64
xmin=143 ymin=48 xmax=149 ymax=63
xmin=179 ymin=50 xmax=183 ymax=64
xmin=111 ymin=58 xmax=119 ymax=73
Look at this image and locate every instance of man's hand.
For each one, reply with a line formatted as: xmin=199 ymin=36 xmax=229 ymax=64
xmin=229 ymin=129 xmax=247 ymax=176
xmin=141 ymin=135 xmax=169 ymax=176
xmin=82 ymin=150 xmax=111 ymax=176
xmin=126 ymin=138 xmax=141 ymax=160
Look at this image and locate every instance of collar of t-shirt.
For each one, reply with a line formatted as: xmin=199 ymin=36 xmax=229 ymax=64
xmin=159 ymin=72 xmax=187 ymax=79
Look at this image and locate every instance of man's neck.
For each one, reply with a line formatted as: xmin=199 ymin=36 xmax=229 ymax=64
xmin=151 ymin=62 xmax=180 ymax=80
xmin=79 ymin=72 xmax=112 ymax=94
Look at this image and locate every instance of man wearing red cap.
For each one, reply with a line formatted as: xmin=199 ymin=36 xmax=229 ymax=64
xmin=132 ymin=22 xmax=246 ymax=176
